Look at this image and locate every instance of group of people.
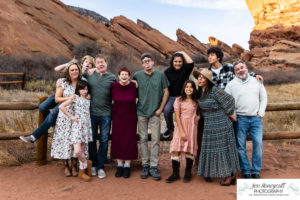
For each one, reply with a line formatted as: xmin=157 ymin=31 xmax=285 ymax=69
xmin=20 ymin=46 xmax=267 ymax=185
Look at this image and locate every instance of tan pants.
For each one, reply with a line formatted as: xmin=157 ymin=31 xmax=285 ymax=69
xmin=138 ymin=115 xmax=161 ymax=167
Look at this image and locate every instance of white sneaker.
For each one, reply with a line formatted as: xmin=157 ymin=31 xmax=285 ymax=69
xmin=98 ymin=169 xmax=106 ymax=179
xmin=91 ymin=167 xmax=97 ymax=176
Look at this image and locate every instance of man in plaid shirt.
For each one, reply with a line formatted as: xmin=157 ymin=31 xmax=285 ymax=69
xmin=207 ymin=47 xmax=263 ymax=89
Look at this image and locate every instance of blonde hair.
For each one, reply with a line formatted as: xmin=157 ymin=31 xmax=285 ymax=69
xmin=81 ymin=55 xmax=95 ymax=68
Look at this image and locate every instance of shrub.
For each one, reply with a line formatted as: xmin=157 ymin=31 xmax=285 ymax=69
xmin=192 ymin=52 xmax=208 ymax=64
xmin=72 ymin=40 xmax=99 ymax=59
xmin=254 ymin=68 xmax=300 ymax=85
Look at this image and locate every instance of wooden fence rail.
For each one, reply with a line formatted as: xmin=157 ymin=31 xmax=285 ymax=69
xmin=0 ymin=73 xmax=26 ymax=89
xmin=0 ymin=100 xmax=300 ymax=165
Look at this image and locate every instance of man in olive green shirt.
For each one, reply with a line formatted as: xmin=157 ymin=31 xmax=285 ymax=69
xmin=133 ymin=53 xmax=169 ymax=181
xmin=83 ymin=54 xmax=117 ymax=179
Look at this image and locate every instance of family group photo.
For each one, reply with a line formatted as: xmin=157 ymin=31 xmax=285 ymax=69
xmin=0 ymin=0 xmax=299 ymax=200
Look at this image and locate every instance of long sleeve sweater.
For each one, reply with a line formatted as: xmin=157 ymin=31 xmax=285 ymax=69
xmin=225 ymin=75 xmax=268 ymax=117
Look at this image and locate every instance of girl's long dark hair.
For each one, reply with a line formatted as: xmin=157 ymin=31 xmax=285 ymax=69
xmin=198 ymin=78 xmax=214 ymax=99
xmin=170 ymin=53 xmax=186 ymax=68
xmin=180 ymin=80 xmax=198 ymax=103
xmin=75 ymin=80 xmax=89 ymax=96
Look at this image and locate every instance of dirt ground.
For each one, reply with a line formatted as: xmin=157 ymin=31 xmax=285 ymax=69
xmin=0 ymin=140 xmax=299 ymax=200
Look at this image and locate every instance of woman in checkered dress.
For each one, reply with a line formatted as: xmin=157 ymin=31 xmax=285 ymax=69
xmin=193 ymin=68 xmax=239 ymax=186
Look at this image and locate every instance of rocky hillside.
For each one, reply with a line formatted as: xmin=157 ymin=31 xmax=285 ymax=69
xmin=0 ymin=0 xmax=240 ymax=65
xmin=243 ymin=0 xmax=300 ymax=70
xmin=68 ymin=5 xmax=110 ymax=25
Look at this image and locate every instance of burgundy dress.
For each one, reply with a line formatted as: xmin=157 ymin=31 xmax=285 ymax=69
xmin=111 ymin=82 xmax=138 ymax=160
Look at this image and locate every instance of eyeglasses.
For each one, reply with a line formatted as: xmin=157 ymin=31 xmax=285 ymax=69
xmin=142 ymin=59 xmax=152 ymax=64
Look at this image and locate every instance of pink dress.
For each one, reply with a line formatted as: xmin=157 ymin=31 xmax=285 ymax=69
xmin=169 ymin=97 xmax=198 ymax=156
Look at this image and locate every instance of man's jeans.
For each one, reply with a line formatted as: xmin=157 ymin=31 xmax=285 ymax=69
xmin=138 ymin=115 xmax=160 ymax=167
xmin=89 ymin=115 xmax=111 ymax=170
xmin=236 ymin=115 xmax=263 ymax=175
xmin=32 ymin=94 xmax=59 ymax=140
xmin=163 ymin=96 xmax=176 ymax=132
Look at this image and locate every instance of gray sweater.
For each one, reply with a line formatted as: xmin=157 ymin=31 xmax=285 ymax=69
xmin=225 ymin=75 xmax=268 ymax=117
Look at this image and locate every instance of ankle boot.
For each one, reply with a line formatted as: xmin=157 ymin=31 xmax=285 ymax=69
xmin=86 ymin=160 xmax=92 ymax=177
xmin=183 ymin=158 xmax=193 ymax=183
xmin=78 ymin=169 xmax=91 ymax=182
xmin=165 ymin=160 xmax=180 ymax=183
xmin=64 ymin=160 xmax=71 ymax=177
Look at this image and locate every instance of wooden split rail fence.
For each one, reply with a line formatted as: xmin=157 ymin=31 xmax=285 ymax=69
xmin=0 ymin=73 xmax=26 ymax=89
xmin=0 ymin=98 xmax=300 ymax=165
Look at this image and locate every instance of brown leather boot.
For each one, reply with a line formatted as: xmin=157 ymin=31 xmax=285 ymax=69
xmin=78 ymin=169 xmax=91 ymax=182
xmin=86 ymin=160 xmax=92 ymax=177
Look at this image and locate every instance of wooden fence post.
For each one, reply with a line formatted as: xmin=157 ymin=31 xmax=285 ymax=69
xmin=36 ymin=96 xmax=48 ymax=166
xmin=22 ymin=73 xmax=26 ymax=90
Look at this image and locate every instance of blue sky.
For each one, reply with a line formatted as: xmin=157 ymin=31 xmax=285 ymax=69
xmin=61 ymin=0 xmax=254 ymax=49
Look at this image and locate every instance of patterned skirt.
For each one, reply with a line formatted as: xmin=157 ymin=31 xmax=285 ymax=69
xmin=197 ymin=113 xmax=240 ymax=178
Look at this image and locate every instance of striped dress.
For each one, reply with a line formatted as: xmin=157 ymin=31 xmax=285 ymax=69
xmin=197 ymin=87 xmax=239 ymax=178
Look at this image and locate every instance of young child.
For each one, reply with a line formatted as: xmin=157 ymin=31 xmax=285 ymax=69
xmin=166 ymin=80 xmax=200 ymax=183
xmin=59 ymin=80 xmax=93 ymax=181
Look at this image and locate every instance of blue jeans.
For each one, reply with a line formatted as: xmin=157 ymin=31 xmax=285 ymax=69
xmin=236 ymin=115 xmax=263 ymax=175
xmin=163 ymin=96 xmax=176 ymax=132
xmin=32 ymin=94 xmax=59 ymax=140
xmin=89 ymin=115 xmax=112 ymax=170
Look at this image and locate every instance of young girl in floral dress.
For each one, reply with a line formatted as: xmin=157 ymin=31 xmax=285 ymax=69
xmin=59 ymin=80 xmax=93 ymax=181
xmin=166 ymin=80 xmax=200 ymax=183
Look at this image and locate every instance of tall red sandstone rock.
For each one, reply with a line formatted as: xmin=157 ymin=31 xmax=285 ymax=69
xmin=245 ymin=0 xmax=300 ymax=70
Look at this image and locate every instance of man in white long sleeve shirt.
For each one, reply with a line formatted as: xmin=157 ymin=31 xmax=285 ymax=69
xmin=225 ymin=61 xmax=267 ymax=179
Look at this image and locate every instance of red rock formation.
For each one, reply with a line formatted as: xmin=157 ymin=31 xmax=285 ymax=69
xmin=110 ymin=16 xmax=193 ymax=58
xmin=0 ymin=0 xmax=127 ymax=57
xmin=176 ymin=29 xmax=209 ymax=55
xmin=0 ymin=0 xmax=242 ymax=66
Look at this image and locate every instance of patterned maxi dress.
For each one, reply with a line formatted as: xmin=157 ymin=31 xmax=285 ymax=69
xmin=70 ymin=95 xmax=93 ymax=151
xmin=197 ymin=87 xmax=239 ymax=178
xmin=51 ymin=78 xmax=76 ymax=159
xmin=169 ymin=97 xmax=198 ymax=156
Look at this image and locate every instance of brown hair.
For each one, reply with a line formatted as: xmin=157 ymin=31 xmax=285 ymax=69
xmin=95 ymin=54 xmax=108 ymax=62
xmin=64 ymin=62 xmax=82 ymax=84
xmin=81 ymin=55 xmax=95 ymax=67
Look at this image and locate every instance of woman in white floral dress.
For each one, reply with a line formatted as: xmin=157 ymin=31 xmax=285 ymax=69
xmin=50 ymin=62 xmax=81 ymax=176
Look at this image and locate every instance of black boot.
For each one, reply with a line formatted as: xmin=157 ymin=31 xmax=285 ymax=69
xmin=183 ymin=158 xmax=193 ymax=183
xmin=165 ymin=160 xmax=180 ymax=183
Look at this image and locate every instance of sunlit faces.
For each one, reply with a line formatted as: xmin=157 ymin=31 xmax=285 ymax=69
xmin=69 ymin=64 xmax=80 ymax=79
xmin=173 ymin=56 xmax=183 ymax=70
xmin=79 ymin=86 xmax=88 ymax=98
xmin=234 ymin=63 xmax=248 ymax=80
xmin=95 ymin=57 xmax=107 ymax=73
xmin=118 ymin=71 xmax=130 ymax=85
xmin=82 ymin=59 xmax=93 ymax=72
xmin=197 ymin=75 xmax=208 ymax=87
xmin=208 ymin=53 xmax=220 ymax=65
xmin=142 ymin=57 xmax=154 ymax=71
xmin=184 ymin=82 xmax=194 ymax=96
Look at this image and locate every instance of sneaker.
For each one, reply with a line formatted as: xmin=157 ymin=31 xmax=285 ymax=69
xmin=149 ymin=167 xmax=161 ymax=181
xmin=115 ymin=166 xmax=123 ymax=178
xmin=162 ymin=130 xmax=172 ymax=139
xmin=20 ymin=136 xmax=34 ymax=143
xmin=91 ymin=167 xmax=97 ymax=176
xmin=140 ymin=165 xmax=150 ymax=179
xmin=98 ymin=169 xmax=106 ymax=179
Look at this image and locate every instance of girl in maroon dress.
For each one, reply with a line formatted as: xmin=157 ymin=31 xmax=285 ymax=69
xmin=111 ymin=67 xmax=138 ymax=178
